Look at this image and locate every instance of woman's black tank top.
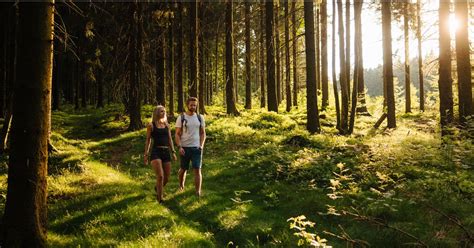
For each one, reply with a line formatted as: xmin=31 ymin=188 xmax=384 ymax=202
xmin=152 ymin=122 xmax=168 ymax=147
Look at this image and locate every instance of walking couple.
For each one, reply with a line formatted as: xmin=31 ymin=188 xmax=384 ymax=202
xmin=144 ymin=97 xmax=206 ymax=203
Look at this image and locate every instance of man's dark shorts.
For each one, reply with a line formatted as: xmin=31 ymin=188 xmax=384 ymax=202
xmin=180 ymin=147 xmax=202 ymax=170
xmin=150 ymin=147 xmax=171 ymax=163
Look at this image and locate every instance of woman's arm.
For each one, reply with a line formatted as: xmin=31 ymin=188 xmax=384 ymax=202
xmin=144 ymin=123 xmax=152 ymax=164
xmin=166 ymin=122 xmax=175 ymax=152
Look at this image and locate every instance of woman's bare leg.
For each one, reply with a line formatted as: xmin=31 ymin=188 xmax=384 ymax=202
xmin=151 ymin=159 xmax=164 ymax=202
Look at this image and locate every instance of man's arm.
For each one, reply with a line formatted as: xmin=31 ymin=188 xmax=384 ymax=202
xmin=199 ymin=126 xmax=206 ymax=150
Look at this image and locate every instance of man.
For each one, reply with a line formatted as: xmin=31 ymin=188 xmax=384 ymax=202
xmin=175 ymin=97 xmax=206 ymax=197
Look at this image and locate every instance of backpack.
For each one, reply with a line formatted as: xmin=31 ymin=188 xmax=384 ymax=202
xmin=180 ymin=113 xmax=203 ymax=129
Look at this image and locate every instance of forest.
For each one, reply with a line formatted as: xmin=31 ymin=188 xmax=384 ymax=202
xmin=0 ymin=0 xmax=473 ymax=247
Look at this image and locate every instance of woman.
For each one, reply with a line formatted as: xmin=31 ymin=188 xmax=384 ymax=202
xmin=144 ymin=105 xmax=177 ymax=203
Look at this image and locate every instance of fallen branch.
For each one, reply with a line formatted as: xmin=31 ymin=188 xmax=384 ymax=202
xmin=322 ymin=224 xmax=370 ymax=247
xmin=342 ymin=207 xmax=428 ymax=247
xmin=425 ymin=204 xmax=474 ymax=242
xmin=373 ymin=113 xmax=387 ymax=129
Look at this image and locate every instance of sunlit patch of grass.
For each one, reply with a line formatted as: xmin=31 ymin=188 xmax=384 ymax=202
xmin=218 ymin=204 xmax=250 ymax=230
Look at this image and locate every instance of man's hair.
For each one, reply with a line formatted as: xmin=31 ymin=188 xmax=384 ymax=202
xmin=186 ymin=97 xmax=199 ymax=105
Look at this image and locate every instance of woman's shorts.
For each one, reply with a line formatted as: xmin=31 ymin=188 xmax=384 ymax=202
xmin=150 ymin=147 xmax=171 ymax=163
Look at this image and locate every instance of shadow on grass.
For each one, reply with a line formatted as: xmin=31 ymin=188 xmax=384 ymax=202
xmin=52 ymin=109 xmax=127 ymax=142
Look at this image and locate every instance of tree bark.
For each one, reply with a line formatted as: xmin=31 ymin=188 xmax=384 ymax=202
xmin=260 ymin=2 xmax=266 ymax=108
xmin=168 ymin=4 xmax=175 ymax=115
xmin=245 ymin=1 xmax=252 ymax=109
xmin=0 ymin=3 xmax=6 ymax=118
xmin=52 ymin=44 xmax=61 ymax=111
xmin=337 ymin=0 xmax=349 ymax=133
xmin=382 ymin=1 xmax=396 ymax=128
xmin=345 ymin=0 xmax=351 ymax=102
xmin=128 ymin=2 xmax=143 ymax=131
xmin=225 ymin=0 xmax=239 ymax=115
xmin=74 ymin=60 xmax=79 ymax=110
xmin=266 ymin=0 xmax=278 ymax=112
xmin=177 ymin=2 xmax=184 ymax=113
xmin=354 ymin=0 xmax=369 ymax=115
xmin=321 ymin=0 xmax=329 ymax=110
xmin=404 ymin=2 xmax=411 ymax=113
xmin=291 ymin=1 xmax=298 ymax=108
xmin=275 ymin=2 xmax=282 ymax=104
xmin=96 ymin=66 xmax=104 ymax=108
xmin=438 ymin=0 xmax=453 ymax=129
xmin=455 ymin=0 xmax=472 ymax=124
xmin=349 ymin=0 xmax=364 ymax=134
xmin=284 ymin=0 xmax=292 ymax=112
xmin=315 ymin=7 xmax=321 ymax=95
xmin=416 ymin=0 xmax=424 ymax=112
xmin=332 ymin=0 xmax=341 ymax=131
xmin=80 ymin=60 xmax=86 ymax=108
xmin=198 ymin=0 xmax=206 ymax=114
xmin=189 ymin=1 xmax=198 ymax=98
xmin=304 ymin=0 xmax=321 ymax=133
xmin=156 ymin=33 xmax=166 ymax=106
xmin=3 ymin=2 xmax=53 ymax=246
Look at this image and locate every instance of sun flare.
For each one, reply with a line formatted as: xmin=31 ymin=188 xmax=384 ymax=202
xmin=449 ymin=13 xmax=459 ymax=36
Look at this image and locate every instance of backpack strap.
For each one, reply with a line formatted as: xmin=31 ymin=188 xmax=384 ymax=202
xmin=180 ymin=113 xmax=185 ymax=127
xmin=181 ymin=113 xmax=202 ymax=128
xmin=197 ymin=114 xmax=202 ymax=128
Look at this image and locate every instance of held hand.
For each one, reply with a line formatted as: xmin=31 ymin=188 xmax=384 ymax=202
xmin=172 ymin=153 xmax=177 ymax=161
xmin=179 ymin=147 xmax=185 ymax=156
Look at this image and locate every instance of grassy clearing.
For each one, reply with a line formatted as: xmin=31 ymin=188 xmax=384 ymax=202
xmin=0 ymin=102 xmax=472 ymax=247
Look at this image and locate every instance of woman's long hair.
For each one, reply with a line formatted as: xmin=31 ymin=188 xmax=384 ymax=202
xmin=152 ymin=105 xmax=167 ymax=125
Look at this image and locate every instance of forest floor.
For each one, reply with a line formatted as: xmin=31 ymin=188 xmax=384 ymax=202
xmin=0 ymin=102 xmax=473 ymax=247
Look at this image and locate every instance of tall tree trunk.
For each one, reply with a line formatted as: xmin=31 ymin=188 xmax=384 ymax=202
xmin=353 ymin=0 xmax=368 ymax=115
xmin=74 ymin=60 xmax=79 ymax=110
xmin=52 ymin=46 xmax=61 ymax=111
xmin=189 ymin=1 xmax=198 ymax=97
xmin=213 ymin=21 xmax=220 ymax=105
xmin=304 ymin=0 xmax=321 ymax=134
xmin=96 ymin=66 xmax=104 ymax=108
xmin=455 ymin=0 xmax=472 ymax=124
xmin=245 ymin=1 xmax=252 ymax=109
xmin=156 ymin=34 xmax=166 ymax=106
xmin=332 ymin=0 xmax=341 ymax=131
xmin=177 ymin=2 xmax=184 ymax=112
xmin=225 ymin=0 xmax=239 ymax=115
xmin=284 ymin=0 xmax=292 ymax=112
xmin=198 ymin=1 xmax=206 ymax=114
xmin=275 ymin=2 xmax=282 ymax=104
xmin=168 ymin=11 xmax=175 ymax=115
xmin=321 ymin=0 xmax=329 ymax=110
xmin=416 ymin=0 xmax=424 ymax=112
xmin=260 ymin=2 xmax=266 ymax=108
xmin=0 ymin=4 xmax=6 ymax=118
xmin=315 ymin=7 xmax=321 ymax=94
xmin=128 ymin=2 xmax=143 ymax=131
xmin=438 ymin=0 xmax=453 ymax=130
xmin=345 ymin=0 xmax=351 ymax=102
xmin=404 ymin=2 xmax=411 ymax=113
xmin=337 ymin=0 xmax=349 ymax=133
xmin=0 ymin=3 xmax=16 ymax=153
xmin=291 ymin=1 xmax=298 ymax=107
xmin=80 ymin=59 xmax=86 ymax=108
xmin=3 ymin=2 xmax=53 ymax=246
xmin=266 ymin=0 xmax=278 ymax=112
xmin=233 ymin=38 xmax=238 ymax=103
xmin=382 ymin=1 xmax=396 ymax=128
xmin=349 ymin=0 xmax=364 ymax=133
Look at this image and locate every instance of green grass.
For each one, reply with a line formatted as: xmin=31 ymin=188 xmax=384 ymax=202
xmin=0 ymin=102 xmax=473 ymax=247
